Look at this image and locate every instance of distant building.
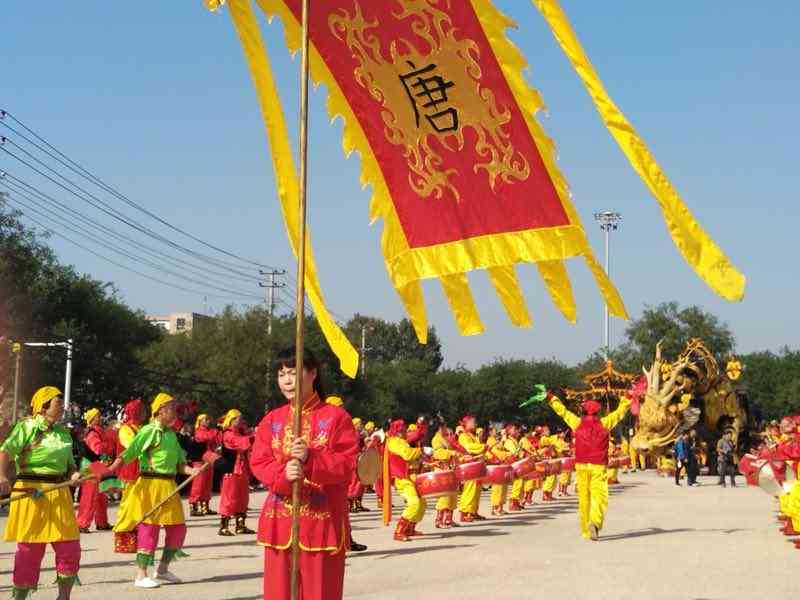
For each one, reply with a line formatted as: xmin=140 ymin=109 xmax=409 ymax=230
xmin=147 ymin=312 xmax=214 ymax=334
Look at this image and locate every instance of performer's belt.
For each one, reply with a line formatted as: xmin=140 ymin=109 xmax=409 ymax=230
xmin=16 ymin=472 xmax=67 ymax=483
xmin=140 ymin=471 xmax=177 ymax=481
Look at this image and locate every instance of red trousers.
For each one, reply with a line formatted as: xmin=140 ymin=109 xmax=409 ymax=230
xmin=76 ymin=478 xmax=109 ymax=528
xmin=347 ymin=471 xmax=364 ymax=501
xmin=263 ymin=547 xmax=345 ymax=600
xmin=218 ymin=473 xmax=249 ymax=517
xmin=189 ymin=461 xmax=214 ymax=503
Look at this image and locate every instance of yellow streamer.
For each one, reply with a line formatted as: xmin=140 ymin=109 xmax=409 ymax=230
xmin=531 ymin=0 xmax=745 ymax=302
xmin=440 ymin=274 xmax=485 ymax=336
xmin=535 ymin=261 xmax=576 ymax=323
xmin=228 ymin=0 xmax=359 ymax=377
xmin=487 ymin=266 xmax=532 ymax=328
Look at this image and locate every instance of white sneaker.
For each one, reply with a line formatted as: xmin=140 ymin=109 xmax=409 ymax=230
xmin=155 ymin=571 xmax=182 ymax=584
xmin=135 ymin=576 xmax=161 ymax=589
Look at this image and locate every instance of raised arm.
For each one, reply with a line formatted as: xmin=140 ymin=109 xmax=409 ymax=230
xmin=601 ymin=397 xmax=631 ymax=431
xmin=548 ymin=396 xmax=580 ymax=431
xmin=387 ymin=436 xmax=423 ymax=462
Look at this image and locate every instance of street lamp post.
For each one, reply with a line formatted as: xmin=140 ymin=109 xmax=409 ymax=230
xmin=593 ymin=212 xmax=623 ymax=359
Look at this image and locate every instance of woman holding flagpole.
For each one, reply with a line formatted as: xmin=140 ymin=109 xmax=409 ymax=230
xmin=250 ymin=347 xmax=359 ymax=600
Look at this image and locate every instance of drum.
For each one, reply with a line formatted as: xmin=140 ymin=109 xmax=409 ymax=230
xmin=512 ymin=457 xmax=536 ymax=479
xmin=561 ymin=457 xmax=575 ymax=472
xmin=547 ymin=459 xmax=562 ymax=475
xmin=415 ymin=470 xmax=459 ymax=499
xmin=785 ymin=461 xmax=798 ymax=493
xmin=357 ymin=447 xmax=381 ymax=485
xmin=484 ymin=464 xmax=514 ymax=485
xmin=456 ymin=460 xmax=487 ymax=482
xmin=607 ymin=457 xmax=619 ymax=469
xmin=738 ymin=453 xmax=764 ymax=486
xmin=756 ymin=462 xmax=784 ymax=497
xmin=617 ymin=456 xmax=631 ymax=468
xmin=114 ymin=531 xmax=137 ymax=554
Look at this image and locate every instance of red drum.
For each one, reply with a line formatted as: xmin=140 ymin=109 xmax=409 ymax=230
xmin=756 ymin=462 xmax=785 ymax=497
xmin=561 ymin=457 xmax=575 ymax=472
xmin=456 ymin=460 xmax=487 ymax=482
xmin=739 ymin=453 xmax=765 ymax=486
xmin=547 ymin=459 xmax=563 ymax=475
xmin=484 ymin=464 xmax=514 ymax=485
xmin=114 ymin=531 xmax=137 ymax=554
xmin=607 ymin=457 xmax=619 ymax=469
xmin=512 ymin=457 xmax=536 ymax=479
xmin=415 ymin=470 xmax=459 ymax=499
xmin=617 ymin=456 xmax=631 ymax=467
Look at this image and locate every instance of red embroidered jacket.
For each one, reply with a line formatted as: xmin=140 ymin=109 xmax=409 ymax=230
xmin=250 ymin=394 xmax=359 ymax=553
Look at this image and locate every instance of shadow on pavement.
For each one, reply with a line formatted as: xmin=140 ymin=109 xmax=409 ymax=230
xmin=347 ymin=543 xmax=477 ymax=559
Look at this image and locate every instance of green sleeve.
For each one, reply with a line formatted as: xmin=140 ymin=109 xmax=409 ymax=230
xmin=0 ymin=420 xmax=33 ymax=458
xmin=121 ymin=425 xmax=156 ymax=464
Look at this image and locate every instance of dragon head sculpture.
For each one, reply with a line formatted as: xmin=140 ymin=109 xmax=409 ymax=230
xmin=631 ymin=341 xmax=701 ymax=454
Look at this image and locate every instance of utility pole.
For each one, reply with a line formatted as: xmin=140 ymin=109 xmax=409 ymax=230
xmin=360 ymin=325 xmax=371 ymax=379
xmin=259 ymin=270 xmax=287 ymax=336
xmin=23 ymin=340 xmax=75 ymax=412
xmin=259 ymin=270 xmax=286 ymax=408
xmin=593 ymin=212 xmax=623 ymax=359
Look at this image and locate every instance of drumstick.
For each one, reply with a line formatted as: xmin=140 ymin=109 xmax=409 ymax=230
xmin=134 ymin=462 xmax=212 ymax=527
xmin=0 ymin=475 xmax=94 ymax=506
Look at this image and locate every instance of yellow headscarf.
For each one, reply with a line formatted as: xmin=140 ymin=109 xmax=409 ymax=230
xmin=364 ymin=421 xmax=375 ymax=432
xmin=31 ymin=386 xmax=62 ymax=414
xmin=83 ymin=408 xmax=100 ymax=426
xmin=326 ymin=396 xmax=343 ymax=407
xmin=222 ymin=409 xmax=242 ymax=430
xmin=195 ymin=413 xmax=210 ymax=429
xmin=151 ymin=392 xmax=174 ymax=416
xmin=352 ymin=417 xmax=362 ymax=427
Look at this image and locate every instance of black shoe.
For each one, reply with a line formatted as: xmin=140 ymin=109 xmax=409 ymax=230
xmin=79 ymin=527 xmax=91 ymax=534
xmin=96 ymin=524 xmax=113 ymax=531
xmin=350 ymin=541 xmax=368 ymax=552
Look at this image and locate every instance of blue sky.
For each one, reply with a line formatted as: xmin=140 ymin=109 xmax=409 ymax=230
xmin=3 ymin=1 xmax=798 ymax=368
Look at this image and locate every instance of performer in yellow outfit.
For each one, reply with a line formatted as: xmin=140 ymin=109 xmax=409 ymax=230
xmin=486 ymin=428 xmax=510 ymax=516
xmin=458 ymin=415 xmax=487 ymax=522
xmin=543 ymin=392 xmax=631 ymax=541
xmin=386 ymin=420 xmax=427 ymax=541
xmin=539 ymin=426 xmax=558 ymax=501
xmin=431 ymin=425 xmax=460 ymax=529
xmin=520 ymin=430 xmax=540 ymax=506
xmin=620 ymin=437 xmax=631 ymax=474
xmin=554 ymin=432 xmax=573 ymax=497
xmin=607 ymin=440 xmax=620 ymax=484
xmin=503 ymin=425 xmax=525 ymax=511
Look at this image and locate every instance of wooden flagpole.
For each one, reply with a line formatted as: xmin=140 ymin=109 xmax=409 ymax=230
xmin=290 ymin=0 xmax=311 ymax=599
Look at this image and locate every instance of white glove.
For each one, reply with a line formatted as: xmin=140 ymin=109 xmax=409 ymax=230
xmin=423 ymin=447 xmax=434 ymax=457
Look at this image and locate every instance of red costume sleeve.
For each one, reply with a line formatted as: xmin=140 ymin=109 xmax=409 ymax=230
xmin=406 ymin=421 xmax=428 ymax=445
xmin=195 ymin=426 xmax=220 ymax=444
xmin=305 ymin=411 xmax=359 ymax=486
xmin=251 ymin=413 xmax=293 ymax=497
xmin=85 ymin=428 xmax=109 ymax=456
xmin=223 ymin=429 xmax=252 ymax=451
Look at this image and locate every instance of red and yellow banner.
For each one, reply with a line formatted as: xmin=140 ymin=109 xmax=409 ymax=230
xmin=213 ymin=0 xmax=743 ymax=375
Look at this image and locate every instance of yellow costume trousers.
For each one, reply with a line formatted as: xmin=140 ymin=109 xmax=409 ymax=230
xmin=459 ymin=480 xmax=481 ymax=514
xmin=490 ymin=484 xmax=508 ymax=506
xmin=435 ymin=494 xmax=457 ymax=511
xmin=542 ymin=475 xmax=556 ymax=493
xmin=509 ymin=478 xmax=524 ymax=501
xmin=395 ymin=478 xmax=426 ymax=523
xmin=524 ymin=478 xmax=536 ymax=493
xmin=575 ymin=464 xmax=609 ymax=539
xmin=607 ymin=468 xmax=618 ymax=482
xmin=558 ymin=471 xmax=571 ymax=486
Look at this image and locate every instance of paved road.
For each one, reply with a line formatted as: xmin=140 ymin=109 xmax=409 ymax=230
xmin=0 ymin=471 xmax=794 ymax=600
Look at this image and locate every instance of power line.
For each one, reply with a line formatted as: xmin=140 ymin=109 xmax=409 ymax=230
xmin=0 ymin=108 xmax=278 ymax=271
xmin=5 ymin=197 xmax=262 ymax=302
xmin=4 ymin=192 xmax=264 ymax=300
xmin=0 ymin=139 xmax=269 ymax=278
xmin=0 ymin=175 xmax=262 ymax=288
